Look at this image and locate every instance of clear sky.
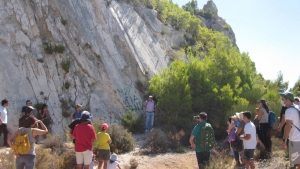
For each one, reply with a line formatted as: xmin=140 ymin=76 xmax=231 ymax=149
xmin=172 ymin=0 xmax=300 ymax=89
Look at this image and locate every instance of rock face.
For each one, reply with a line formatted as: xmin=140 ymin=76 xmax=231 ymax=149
xmin=0 ymin=0 xmax=182 ymax=136
xmin=198 ymin=0 xmax=236 ymax=46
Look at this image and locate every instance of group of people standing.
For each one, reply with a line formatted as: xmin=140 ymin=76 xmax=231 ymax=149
xmin=68 ymin=110 xmax=121 ymax=169
xmin=0 ymin=100 xmax=122 ymax=169
xmin=189 ymin=91 xmax=300 ymax=169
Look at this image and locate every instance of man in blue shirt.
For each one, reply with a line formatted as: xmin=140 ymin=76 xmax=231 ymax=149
xmin=189 ymin=112 xmax=211 ymax=168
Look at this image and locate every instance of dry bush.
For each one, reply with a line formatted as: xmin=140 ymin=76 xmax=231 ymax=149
xmin=107 ymin=123 xmax=135 ymax=153
xmin=141 ymin=128 xmax=170 ymax=154
xmin=129 ymin=158 xmax=139 ymax=169
xmin=42 ymin=135 xmax=66 ymax=155
xmin=206 ymin=150 xmax=234 ymax=169
xmin=59 ymin=149 xmax=77 ymax=169
xmin=0 ymin=149 xmax=15 ymax=169
xmin=35 ymin=148 xmax=60 ymax=169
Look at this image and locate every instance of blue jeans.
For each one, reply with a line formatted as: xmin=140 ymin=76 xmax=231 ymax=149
xmin=16 ymin=155 xmax=35 ymax=169
xmin=145 ymin=112 xmax=154 ymax=131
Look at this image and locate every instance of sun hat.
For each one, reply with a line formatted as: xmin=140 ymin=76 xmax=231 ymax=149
xmin=110 ymin=153 xmax=118 ymax=161
xmin=235 ymin=112 xmax=243 ymax=120
xmin=80 ymin=111 xmax=92 ymax=121
xmin=102 ymin=123 xmax=109 ymax=130
xmin=280 ymin=92 xmax=294 ymax=102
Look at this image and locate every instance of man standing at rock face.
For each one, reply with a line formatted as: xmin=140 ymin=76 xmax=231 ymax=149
xmin=143 ymin=95 xmax=156 ymax=132
xmin=0 ymin=99 xmax=9 ymax=147
xmin=21 ymin=100 xmax=32 ymax=117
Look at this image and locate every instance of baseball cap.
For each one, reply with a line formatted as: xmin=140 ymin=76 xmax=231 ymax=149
xmin=149 ymin=95 xmax=153 ymax=98
xmin=110 ymin=153 xmax=118 ymax=161
xmin=102 ymin=123 xmax=109 ymax=130
xmin=257 ymin=99 xmax=266 ymax=104
xmin=80 ymin=111 xmax=92 ymax=121
xmin=280 ymin=92 xmax=294 ymax=101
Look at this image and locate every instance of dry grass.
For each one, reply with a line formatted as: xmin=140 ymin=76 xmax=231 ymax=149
xmin=0 ymin=134 xmax=294 ymax=169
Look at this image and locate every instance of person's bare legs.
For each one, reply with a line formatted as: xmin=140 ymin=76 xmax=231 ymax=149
xmin=249 ymin=159 xmax=255 ymax=169
xmin=83 ymin=165 xmax=89 ymax=169
xmin=76 ymin=164 xmax=83 ymax=169
xmin=103 ymin=160 xmax=108 ymax=169
xmin=98 ymin=160 xmax=104 ymax=169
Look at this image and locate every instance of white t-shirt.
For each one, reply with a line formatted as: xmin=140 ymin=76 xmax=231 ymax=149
xmin=107 ymin=161 xmax=119 ymax=169
xmin=243 ymin=121 xmax=257 ymax=149
xmin=0 ymin=106 xmax=8 ymax=124
xmin=285 ymin=107 xmax=300 ymax=141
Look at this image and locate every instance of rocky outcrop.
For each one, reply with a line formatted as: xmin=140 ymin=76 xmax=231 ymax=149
xmin=0 ymin=0 xmax=183 ymax=137
xmin=197 ymin=0 xmax=236 ymax=46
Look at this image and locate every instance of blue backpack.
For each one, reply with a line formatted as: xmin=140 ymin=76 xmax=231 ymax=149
xmin=268 ymin=111 xmax=276 ymax=128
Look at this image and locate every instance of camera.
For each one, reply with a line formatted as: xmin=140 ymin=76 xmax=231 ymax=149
xmin=193 ymin=116 xmax=200 ymax=120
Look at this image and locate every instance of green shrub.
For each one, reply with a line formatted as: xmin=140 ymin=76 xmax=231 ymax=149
xmin=161 ymin=30 xmax=165 ymax=35
xmin=107 ymin=123 xmax=135 ymax=153
xmin=35 ymin=148 xmax=60 ymax=169
xmin=44 ymin=43 xmax=53 ymax=54
xmin=54 ymin=45 xmax=65 ymax=53
xmin=121 ymin=110 xmax=145 ymax=134
xmin=223 ymin=24 xmax=231 ymax=31
xmin=64 ymin=81 xmax=70 ymax=89
xmin=34 ymin=102 xmax=44 ymax=112
xmin=61 ymin=60 xmax=70 ymax=73
xmin=61 ymin=19 xmax=67 ymax=25
xmin=37 ymin=58 xmax=44 ymax=63
xmin=60 ymin=98 xmax=70 ymax=118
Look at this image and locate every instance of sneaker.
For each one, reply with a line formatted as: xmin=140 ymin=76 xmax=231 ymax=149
xmin=150 ymin=129 xmax=153 ymax=132
xmin=145 ymin=130 xmax=148 ymax=133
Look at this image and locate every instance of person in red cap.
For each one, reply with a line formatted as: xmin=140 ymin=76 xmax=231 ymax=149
xmin=97 ymin=123 xmax=112 ymax=169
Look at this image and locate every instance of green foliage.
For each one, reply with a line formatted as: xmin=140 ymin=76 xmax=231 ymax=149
xmin=37 ymin=58 xmax=44 ymax=63
xmin=60 ymin=99 xmax=70 ymax=118
xmin=54 ymin=45 xmax=65 ymax=53
xmin=223 ymin=24 xmax=231 ymax=31
xmin=61 ymin=60 xmax=70 ymax=73
xmin=107 ymin=123 xmax=135 ymax=153
xmin=64 ymin=81 xmax=70 ymax=89
xmin=44 ymin=43 xmax=65 ymax=54
xmin=121 ymin=110 xmax=145 ymax=134
xmin=44 ymin=43 xmax=54 ymax=54
xmin=61 ymin=19 xmax=67 ymax=25
xmin=34 ymin=102 xmax=44 ymax=111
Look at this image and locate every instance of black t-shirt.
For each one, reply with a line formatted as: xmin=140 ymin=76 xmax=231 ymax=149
xmin=280 ymin=106 xmax=287 ymax=122
xmin=68 ymin=119 xmax=81 ymax=133
xmin=21 ymin=106 xmax=27 ymax=113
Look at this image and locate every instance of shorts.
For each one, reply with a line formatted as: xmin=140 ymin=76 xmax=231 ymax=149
xmin=244 ymin=149 xmax=255 ymax=160
xmin=289 ymin=141 xmax=300 ymax=164
xmin=75 ymin=149 xmax=93 ymax=165
xmin=96 ymin=149 xmax=110 ymax=160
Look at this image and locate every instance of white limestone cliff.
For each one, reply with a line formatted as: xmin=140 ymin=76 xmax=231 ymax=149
xmin=0 ymin=0 xmax=183 ymax=137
